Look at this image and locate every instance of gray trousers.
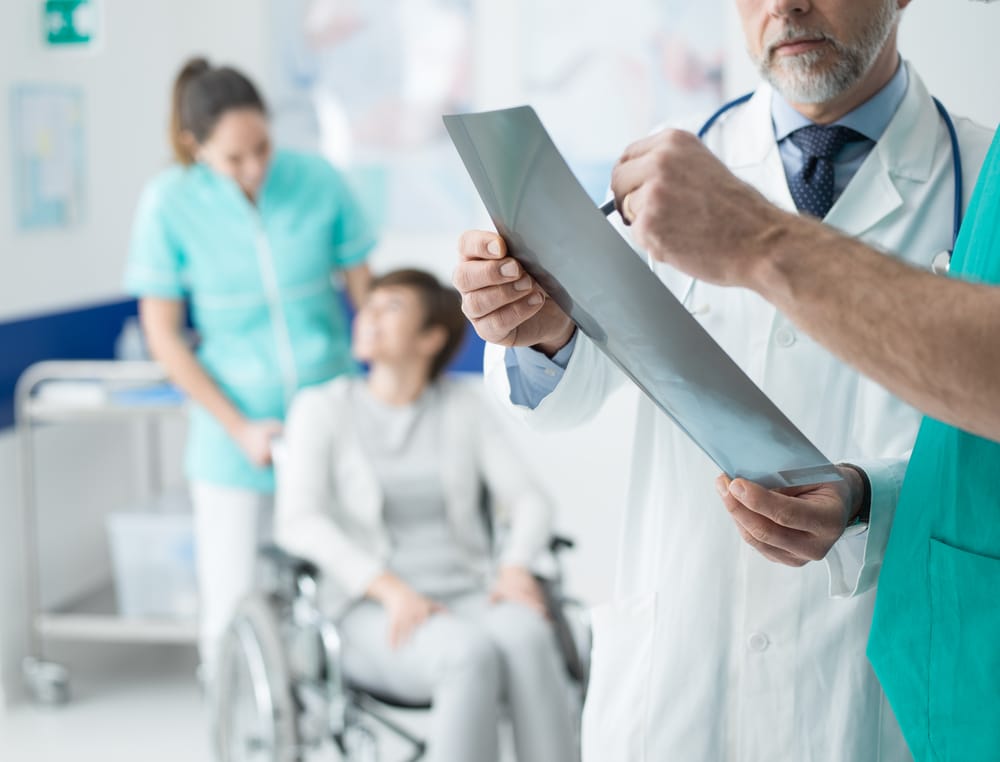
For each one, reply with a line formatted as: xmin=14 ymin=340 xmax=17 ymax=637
xmin=338 ymin=592 xmax=579 ymax=762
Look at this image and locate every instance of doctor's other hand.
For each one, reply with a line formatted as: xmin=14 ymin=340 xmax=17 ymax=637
xmin=232 ymin=418 xmax=284 ymax=467
xmin=714 ymin=467 xmax=866 ymax=567
xmin=490 ymin=565 xmax=548 ymax=619
xmin=454 ymin=231 xmax=575 ymax=355
xmin=610 ymin=128 xmax=812 ymax=288
xmin=367 ymin=573 xmax=445 ymax=649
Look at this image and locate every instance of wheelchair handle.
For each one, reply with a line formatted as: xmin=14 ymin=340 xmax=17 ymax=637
xmin=549 ymin=535 xmax=575 ymax=554
xmin=259 ymin=543 xmax=319 ymax=580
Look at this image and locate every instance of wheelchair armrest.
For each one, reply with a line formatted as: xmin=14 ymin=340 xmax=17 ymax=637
xmin=259 ymin=543 xmax=320 ymax=580
xmin=549 ymin=535 xmax=575 ymax=554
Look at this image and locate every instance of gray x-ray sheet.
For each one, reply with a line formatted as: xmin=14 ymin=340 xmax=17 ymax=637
xmin=444 ymin=106 xmax=840 ymax=488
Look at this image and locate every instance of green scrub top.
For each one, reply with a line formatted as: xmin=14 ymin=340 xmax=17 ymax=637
xmin=124 ymin=149 xmax=376 ymax=492
xmin=868 ymin=130 xmax=1000 ymax=761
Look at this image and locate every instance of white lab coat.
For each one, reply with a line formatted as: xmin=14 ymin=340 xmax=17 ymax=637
xmin=484 ymin=64 xmax=995 ymax=761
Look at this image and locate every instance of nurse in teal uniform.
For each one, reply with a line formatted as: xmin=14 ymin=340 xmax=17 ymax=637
xmin=124 ymin=58 xmax=376 ymax=680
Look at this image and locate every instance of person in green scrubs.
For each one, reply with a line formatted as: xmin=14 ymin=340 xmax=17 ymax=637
xmin=865 ymin=135 xmax=1000 ymax=759
xmin=457 ymin=21 xmax=1000 ymax=755
xmin=124 ymin=57 xmax=375 ymax=682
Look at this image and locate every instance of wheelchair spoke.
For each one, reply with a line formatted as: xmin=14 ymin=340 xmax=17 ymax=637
xmin=213 ymin=595 xmax=301 ymax=762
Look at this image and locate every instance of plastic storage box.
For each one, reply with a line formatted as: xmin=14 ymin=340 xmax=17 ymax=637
xmin=106 ymin=502 xmax=198 ymax=620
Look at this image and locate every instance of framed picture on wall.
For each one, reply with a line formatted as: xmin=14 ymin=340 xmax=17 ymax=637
xmin=10 ymin=83 xmax=86 ymax=231
xmin=519 ymin=0 xmax=726 ymax=203
xmin=268 ymin=0 xmax=477 ymax=235
xmin=266 ymin=0 xmax=726 ymax=234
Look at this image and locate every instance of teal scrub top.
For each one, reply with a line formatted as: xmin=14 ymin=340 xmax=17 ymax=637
xmin=124 ymin=149 xmax=376 ymax=492
xmin=868 ymin=130 xmax=1000 ymax=761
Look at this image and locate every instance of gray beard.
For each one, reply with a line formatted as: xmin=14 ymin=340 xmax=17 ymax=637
xmin=756 ymin=3 xmax=899 ymax=104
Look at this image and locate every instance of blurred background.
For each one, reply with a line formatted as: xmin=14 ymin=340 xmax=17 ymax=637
xmin=0 ymin=1 xmax=997 ymax=759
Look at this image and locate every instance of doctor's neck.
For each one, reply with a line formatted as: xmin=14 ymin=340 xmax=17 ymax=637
xmin=785 ymin=39 xmax=901 ymax=125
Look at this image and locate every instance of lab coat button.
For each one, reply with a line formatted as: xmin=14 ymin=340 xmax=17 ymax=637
xmin=748 ymin=632 xmax=770 ymax=652
xmin=544 ymin=368 xmax=557 ymax=377
xmin=775 ymin=328 xmax=796 ymax=348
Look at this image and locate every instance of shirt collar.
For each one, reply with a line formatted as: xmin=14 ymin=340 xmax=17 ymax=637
xmin=771 ymin=59 xmax=909 ymax=143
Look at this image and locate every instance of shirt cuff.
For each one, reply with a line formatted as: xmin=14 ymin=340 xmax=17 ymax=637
xmin=123 ymin=268 xmax=187 ymax=300
xmin=504 ymin=332 xmax=578 ymax=409
xmin=824 ymin=457 xmax=907 ymax=598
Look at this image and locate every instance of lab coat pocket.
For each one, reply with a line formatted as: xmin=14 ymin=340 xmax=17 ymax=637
xmin=581 ymin=593 xmax=656 ymax=762
xmin=927 ymin=538 xmax=1000 ymax=761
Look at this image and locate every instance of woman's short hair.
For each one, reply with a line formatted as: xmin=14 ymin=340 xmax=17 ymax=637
xmin=370 ymin=269 xmax=469 ymax=381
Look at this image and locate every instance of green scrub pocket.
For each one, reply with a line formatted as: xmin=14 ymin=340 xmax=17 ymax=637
xmin=928 ymin=538 xmax=1000 ymax=761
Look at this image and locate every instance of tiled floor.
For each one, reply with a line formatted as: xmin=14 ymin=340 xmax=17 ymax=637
xmin=0 ymin=643 xmax=521 ymax=762
xmin=0 ymin=644 xmax=214 ymax=762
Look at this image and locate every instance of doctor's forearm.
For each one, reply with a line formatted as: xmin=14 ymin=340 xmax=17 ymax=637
xmin=748 ymin=220 xmax=1000 ymax=441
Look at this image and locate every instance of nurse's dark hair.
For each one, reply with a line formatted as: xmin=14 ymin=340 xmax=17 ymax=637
xmin=169 ymin=57 xmax=267 ymax=165
xmin=369 ymin=269 xmax=468 ymax=381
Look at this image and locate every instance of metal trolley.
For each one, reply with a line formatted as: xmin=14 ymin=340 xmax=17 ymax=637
xmin=15 ymin=360 xmax=190 ymax=703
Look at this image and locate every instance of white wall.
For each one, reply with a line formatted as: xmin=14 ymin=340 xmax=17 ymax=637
xmin=899 ymin=0 xmax=1000 ymax=127
xmin=0 ymin=0 xmax=270 ymax=321
xmin=0 ymin=0 xmax=271 ymax=709
xmin=723 ymin=0 xmax=1000 ymax=126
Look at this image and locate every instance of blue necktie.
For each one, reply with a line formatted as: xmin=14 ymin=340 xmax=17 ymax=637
xmin=787 ymin=125 xmax=866 ymax=218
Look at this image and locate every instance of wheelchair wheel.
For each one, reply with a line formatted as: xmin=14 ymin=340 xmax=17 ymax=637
xmin=213 ymin=594 xmax=301 ymax=762
xmin=342 ymin=723 xmax=378 ymax=762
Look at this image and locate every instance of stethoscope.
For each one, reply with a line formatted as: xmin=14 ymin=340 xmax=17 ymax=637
xmin=603 ymin=91 xmax=965 ymax=309
xmin=696 ymin=91 xmax=964 ymax=277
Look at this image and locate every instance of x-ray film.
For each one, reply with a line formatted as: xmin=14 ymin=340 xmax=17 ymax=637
xmin=444 ymin=106 xmax=841 ymax=488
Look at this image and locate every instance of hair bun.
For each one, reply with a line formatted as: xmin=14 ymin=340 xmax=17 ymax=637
xmin=178 ymin=57 xmax=211 ymax=81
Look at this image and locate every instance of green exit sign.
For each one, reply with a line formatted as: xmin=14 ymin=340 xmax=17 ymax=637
xmin=44 ymin=0 xmax=98 ymax=47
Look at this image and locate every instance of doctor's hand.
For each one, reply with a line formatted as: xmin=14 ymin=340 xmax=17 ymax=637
xmin=715 ymin=467 xmax=866 ymax=567
xmin=454 ymin=231 xmax=575 ymax=356
xmin=610 ymin=129 xmax=816 ymax=288
xmin=232 ymin=418 xmax=284 ymax=467
xmin=490 ymin=565 xmax=548 ymax=619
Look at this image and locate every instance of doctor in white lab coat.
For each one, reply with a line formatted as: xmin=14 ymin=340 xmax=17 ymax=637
xmin=452 ymin=1 xmax=995 ymax=759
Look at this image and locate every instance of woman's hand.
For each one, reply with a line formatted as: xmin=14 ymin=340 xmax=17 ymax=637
xmin=490 ymin=565 xmax=548 ymax=618
xmin=368 ymin=574 xmax=445 ymax=649
xmin=232 ymin=418 xmax=284 ymax=467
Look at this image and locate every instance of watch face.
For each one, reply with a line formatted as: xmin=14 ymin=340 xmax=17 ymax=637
xmin=931 ymin=251 xmax=952 ymax=276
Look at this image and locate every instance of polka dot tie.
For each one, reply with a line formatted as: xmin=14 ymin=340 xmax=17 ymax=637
xmin=787 ymin=125 xmax=866 ymax=219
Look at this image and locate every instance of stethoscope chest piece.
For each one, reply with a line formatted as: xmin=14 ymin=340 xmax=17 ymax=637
xmin=931 ymin=250 xmax=952 ymax=276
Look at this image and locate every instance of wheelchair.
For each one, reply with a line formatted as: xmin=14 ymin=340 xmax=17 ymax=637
xmin=211 ymin=537 xmax=590 ymax=762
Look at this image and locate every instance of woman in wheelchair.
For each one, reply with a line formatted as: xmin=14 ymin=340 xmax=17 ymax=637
xmin=274 ymin=269 xmax=578 ymax=762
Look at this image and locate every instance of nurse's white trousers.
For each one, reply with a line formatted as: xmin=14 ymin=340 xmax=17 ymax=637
xmin=190 ymin=482 xmax=274 ymax=682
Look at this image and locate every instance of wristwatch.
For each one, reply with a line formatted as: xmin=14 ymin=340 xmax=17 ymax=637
xmin=840 ymin=463 xmax=872 ymax=526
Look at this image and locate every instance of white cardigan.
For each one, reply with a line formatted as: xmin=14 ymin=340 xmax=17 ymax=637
xmin=275 ymin=375 xmax=554 ymax=608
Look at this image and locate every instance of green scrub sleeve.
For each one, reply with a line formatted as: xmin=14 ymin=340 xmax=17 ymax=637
xmin=123 ymin=184 xmax=187 ymax=299
xmin=329 ymin=173 xmax=377 ymax=270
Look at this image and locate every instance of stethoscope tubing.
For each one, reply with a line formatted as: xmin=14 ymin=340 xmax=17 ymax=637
xmin=678 ymin=91 xmax=964 ymax=304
